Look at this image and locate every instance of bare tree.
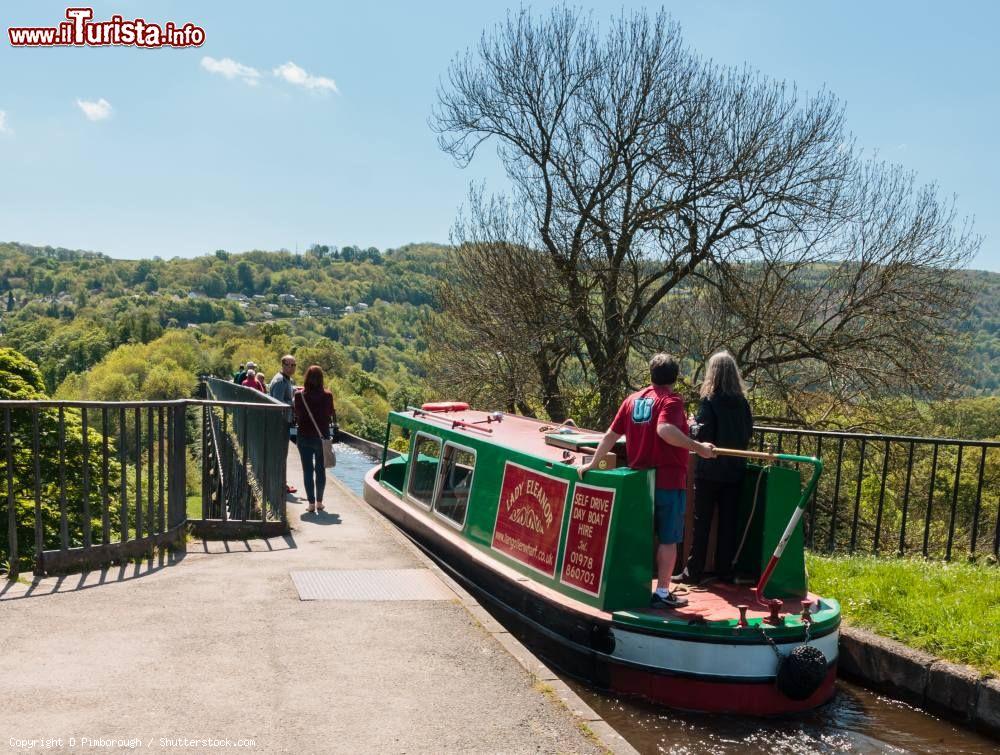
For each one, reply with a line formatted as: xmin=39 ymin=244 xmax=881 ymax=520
xmin=428 ymin=189 xmax=578 ymax=419
xmin=433 ymin=7 xmax=978 ymax=425
xmin=645 ymin=160 xmax=978 ymax=426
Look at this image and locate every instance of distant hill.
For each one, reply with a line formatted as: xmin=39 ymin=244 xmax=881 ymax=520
xmin=955 ymin=269 xmax=1000 ymax=394
xmin=1 ymin=241 xmax=998 ymax=397
xmin=0 ymin=241 xmax=449 ymax=392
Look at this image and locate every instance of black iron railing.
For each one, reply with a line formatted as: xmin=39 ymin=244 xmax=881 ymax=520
xmin=1 ymin=386 xmax=290 ymax=578
xmin=752 ymin=426 xmax=999 ymax=561
xmin=200 ymin=378 xmax=289 ymax=527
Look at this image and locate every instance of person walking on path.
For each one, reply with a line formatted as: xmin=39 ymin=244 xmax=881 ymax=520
xmin=241 ymin=368 xmax=266 ymax=392
xmin=269 ymin=354 xmax=299 ymax=494
xmin=578 ymin=353 xmax=716 ymax=609
xmin=681 ymin=351 xmax=754 ymax=585
xmin=293 ymin=365 xmax=336 ymax=513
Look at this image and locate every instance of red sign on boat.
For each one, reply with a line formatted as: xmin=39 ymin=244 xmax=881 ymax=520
xmin=560 ymin=483 xmax=615 ymax=596
xmin=491 ymin=462 xmax=569 ymax=577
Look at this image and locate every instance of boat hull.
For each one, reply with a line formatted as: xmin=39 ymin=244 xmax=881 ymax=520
xmin=364 ymin=468 xmax=837 ymax=716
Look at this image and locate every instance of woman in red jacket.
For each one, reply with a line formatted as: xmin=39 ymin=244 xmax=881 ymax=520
xmin=293 ymin=365 xmax=336 ymax=513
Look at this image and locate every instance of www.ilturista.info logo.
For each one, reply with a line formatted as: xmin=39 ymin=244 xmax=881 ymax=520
xmin=8 ymin=7 xmax=205 ymax=48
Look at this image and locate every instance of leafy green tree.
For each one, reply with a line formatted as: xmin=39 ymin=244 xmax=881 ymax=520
xmin=0 ymin=348 xmax=120 ymax=574
xmin=237 ymin=261 xmax=255 ymax=294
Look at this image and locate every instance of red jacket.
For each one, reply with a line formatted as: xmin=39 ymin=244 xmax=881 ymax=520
xmin=241 ymin=375 xmax=266 ymax=392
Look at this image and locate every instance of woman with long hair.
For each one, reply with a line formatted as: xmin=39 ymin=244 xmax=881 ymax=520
xmin=682 ymin=350 xmax=753 ymax=584
xmin=293 ymin=365 xmax=337 ymax=513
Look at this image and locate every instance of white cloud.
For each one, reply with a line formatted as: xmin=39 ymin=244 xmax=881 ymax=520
xmin=0 ymin=111 xmax=10 ymax=134
xmin=201 ymin=56 xmax=260 ymax=86
xmin=273 ymin=61 xmax=339 ymax=93
xmin=76 ymin=98 xmax=112 ymax=122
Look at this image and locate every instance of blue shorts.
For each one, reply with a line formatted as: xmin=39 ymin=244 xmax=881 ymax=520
xmin=654 ymin=489 xmax=686 ymax=544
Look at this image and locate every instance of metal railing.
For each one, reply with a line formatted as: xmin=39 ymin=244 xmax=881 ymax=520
xmin=752 ymin=426 xmax=1000 ymax=561
xmin=200 ymin=378 xmax=289 ymax=531
xmin=1 ymin=385 xmax=290 ymax=578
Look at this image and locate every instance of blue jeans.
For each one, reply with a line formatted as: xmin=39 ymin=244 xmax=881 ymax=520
xmin=297 ymin=437 xmax=326 ymax=504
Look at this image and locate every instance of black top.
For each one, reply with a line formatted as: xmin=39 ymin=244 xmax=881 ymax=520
xmin=690 ymin=394 xmax=754 ymax=482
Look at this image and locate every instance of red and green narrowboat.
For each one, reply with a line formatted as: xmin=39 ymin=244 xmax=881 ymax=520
xmin=363 ymin=405 xmax=840 ymax=716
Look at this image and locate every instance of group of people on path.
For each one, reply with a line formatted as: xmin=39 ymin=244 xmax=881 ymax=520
xmin=580 ymin=351 xmax=753 ymax=610
xmin=234 ymin=356 xmax=338 ymax=514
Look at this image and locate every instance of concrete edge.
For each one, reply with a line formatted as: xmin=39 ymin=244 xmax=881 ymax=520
xmin=323 ymin=472 xmax=638 ymax=755
xmin=839 ymin=626 xmax=999 ymax=741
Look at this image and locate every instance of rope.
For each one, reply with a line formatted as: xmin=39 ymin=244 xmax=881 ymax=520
xmin=730 ymin=463 xmax=771 ymax=569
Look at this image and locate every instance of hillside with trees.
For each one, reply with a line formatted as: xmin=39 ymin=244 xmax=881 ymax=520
xmin=0 ymin=239 xmax=998 ymax=440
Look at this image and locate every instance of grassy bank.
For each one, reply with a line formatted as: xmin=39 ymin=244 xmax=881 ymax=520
xmin=806 ymin=554 xmax=1000 ymax=675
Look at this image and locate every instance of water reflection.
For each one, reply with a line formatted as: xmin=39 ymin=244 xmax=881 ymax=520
xmin=332 ymin=446 xmax=998 ymax=755
xmin=567 ymin=679 xmax=995 ymax=754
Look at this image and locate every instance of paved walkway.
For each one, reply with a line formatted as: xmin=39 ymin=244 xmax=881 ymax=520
xmin=0 ymin=449 xmax=615 ymax=754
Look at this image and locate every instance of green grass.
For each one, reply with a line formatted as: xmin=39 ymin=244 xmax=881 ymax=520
xmin=186 ymin=493 xmax=201 ymax=520
xmin=807 ymin=553 xmax=1000 ymax=675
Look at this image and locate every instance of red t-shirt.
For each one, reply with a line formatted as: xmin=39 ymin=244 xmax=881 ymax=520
xmin=610 ymin=385 xmax=689 ymax=490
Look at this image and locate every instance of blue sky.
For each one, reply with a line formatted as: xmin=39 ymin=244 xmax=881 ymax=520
xmin=1 ymin=1 xmax=997 ymax=271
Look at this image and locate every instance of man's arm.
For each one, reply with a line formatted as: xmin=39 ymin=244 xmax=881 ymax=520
xmin=577 ymin=430 xmax=622 ymax=479
xmin=658 ymin=422 xmax=716 ymax=459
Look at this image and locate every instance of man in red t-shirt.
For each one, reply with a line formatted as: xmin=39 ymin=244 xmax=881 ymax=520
xmin=578 ymin=354 xmax=715 ymax=609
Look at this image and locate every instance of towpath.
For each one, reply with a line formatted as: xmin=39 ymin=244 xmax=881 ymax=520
xmin=0 ymin=448 xmax=629 ymax=754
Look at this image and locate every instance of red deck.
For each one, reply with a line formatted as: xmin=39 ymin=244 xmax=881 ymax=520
xmin=640 ymin=579 xmax=819 ymax=622
xmin=409 ymin=409 xmax=603 ymax=465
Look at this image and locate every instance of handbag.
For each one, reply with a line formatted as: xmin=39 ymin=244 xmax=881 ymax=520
xmin=300 ymin=391 xmax=336 ymax=468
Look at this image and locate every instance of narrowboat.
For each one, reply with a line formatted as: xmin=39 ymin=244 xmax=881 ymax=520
xmin=363 ymin=404 xmax=840 ymax=716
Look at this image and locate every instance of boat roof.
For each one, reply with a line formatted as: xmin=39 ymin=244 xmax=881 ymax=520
xmin=401 ymin=409 xmax=608 ymax=465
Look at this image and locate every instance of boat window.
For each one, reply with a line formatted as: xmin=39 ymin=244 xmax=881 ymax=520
xmin=407 ymin=433 xmax=441 ymax=508
xmin=434 ymin=443 xmax=476 ymax=528
xmin=378 ymin=422 xmax=409 ymax=492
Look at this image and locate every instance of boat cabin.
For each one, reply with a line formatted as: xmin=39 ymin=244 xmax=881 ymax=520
xmin=376 ymin=407 xmax=808 ymax=613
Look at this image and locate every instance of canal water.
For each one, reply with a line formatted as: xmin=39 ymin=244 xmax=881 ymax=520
xmin=331 ymin=443 xmax=998 ymax=754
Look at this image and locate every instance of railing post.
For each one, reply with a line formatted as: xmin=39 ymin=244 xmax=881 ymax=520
xmin=923 ymin=444 xmax=939 ymax=558
xmin=33 ymin=408 xmax=42 ymax=574
xmin=134 ymin=407 xmax=143 ymax=541
xmin=58 ymin=406 xmax=68 ymax=553
xmin=170 ymin=403 xmax=187 ymax=530
xmin=201 ymin=405 xmax=210 ymax=520
xmin=946 ymin=445 xmax=964 ymax=561
xmin=808 ymin=435 xmax=822 ymax=549
xmin=119 ymin=407 xmax=128 ymax=545
xmin=4 ymin=408 xmax=18 ymax=579
xmin=827 ymin=436 xmax=845 ymax=552
xmin=898 ymin=442 xmax=915 ymax=556
xmin=167 ymin=404 xmax=176 ymax=529
xmin=970 ymin=446 xmax=986 ymax=556
xmin=147 ymin=407 xmax=154 ymax=540
xmin=158 ymin=407 xmax=165 ymax=534
xmin=81 ymin=407 xmax=91 ymax=550
xmin=101 ymin=407 xmax=110 ymax=547
xmin=849 ymin=438 xmax=867 ymax=554
xmin=873 ymin=440 xmax=890 ymax=555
